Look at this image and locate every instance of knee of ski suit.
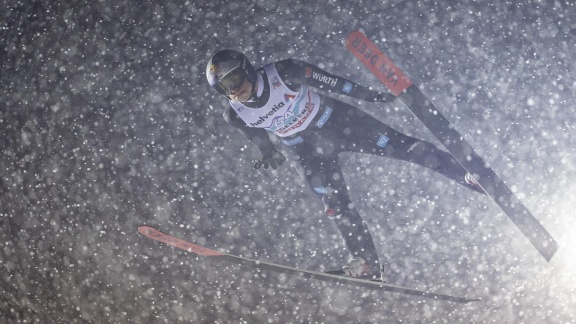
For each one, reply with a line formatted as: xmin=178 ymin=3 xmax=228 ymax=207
xmin=322 ymin=193 xmax=353 ymax=219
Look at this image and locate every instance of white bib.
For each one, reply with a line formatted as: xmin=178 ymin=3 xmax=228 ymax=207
xmin=230 ymin=64 xmax=320 ymax=137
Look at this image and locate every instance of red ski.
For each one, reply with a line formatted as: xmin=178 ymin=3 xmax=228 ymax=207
xmin=138 ymin=226 xmax=479 ymax=303
xmin=345 ymin=30 xmax=558 ymax=261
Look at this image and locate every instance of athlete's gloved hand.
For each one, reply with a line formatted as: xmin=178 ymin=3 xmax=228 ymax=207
xmin=253 ymin=150 xmax=286 ymax=170
xmin=369 ymin=92 xmax=396 ymax=103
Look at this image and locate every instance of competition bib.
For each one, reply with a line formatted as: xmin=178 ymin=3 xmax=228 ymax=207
xmin=230 ymin=64 xmax=320 ymax=137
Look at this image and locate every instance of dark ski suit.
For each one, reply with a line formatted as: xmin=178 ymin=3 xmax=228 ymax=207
xmin=222 ymin=58 xmax=482 ymax=273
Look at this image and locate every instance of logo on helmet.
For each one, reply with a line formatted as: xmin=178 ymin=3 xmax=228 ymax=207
xmin=208 ymin=64 xmax=222 ymax=79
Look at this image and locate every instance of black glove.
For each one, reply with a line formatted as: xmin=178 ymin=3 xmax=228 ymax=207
xmin=253 ymin=150 xmax=286 ymax=170
xmin=369 ymin=92 xmax=396 ymax=103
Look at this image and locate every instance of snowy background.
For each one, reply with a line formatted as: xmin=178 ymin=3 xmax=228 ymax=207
xmin=2 ymin=0 xmax=575 ymax=322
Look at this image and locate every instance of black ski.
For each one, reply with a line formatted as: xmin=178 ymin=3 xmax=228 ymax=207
xmin=345 ymin=30 xmax=558 ymax=261
xmin=138 ymin=226 xmax=479 ymax=303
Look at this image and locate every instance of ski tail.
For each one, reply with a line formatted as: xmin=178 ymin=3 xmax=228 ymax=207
xmin=345 ymin=30 xmax=558 ymax=261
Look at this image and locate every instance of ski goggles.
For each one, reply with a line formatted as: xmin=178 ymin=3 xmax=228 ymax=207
xmin=212 ymin=63 xmax=247 ymax=97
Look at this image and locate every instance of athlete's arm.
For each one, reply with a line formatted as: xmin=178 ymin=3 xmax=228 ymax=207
xmin=223 ymin=106 xmax=277 ymax=157
xmin=276 ymin=58 xmax=395 ymax=103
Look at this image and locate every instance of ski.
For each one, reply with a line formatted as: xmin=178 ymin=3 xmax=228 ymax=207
xmin=138 ymin=226 xmax=479 ymax=303
xmin=345 ymin=30 xmax=558 ymax=261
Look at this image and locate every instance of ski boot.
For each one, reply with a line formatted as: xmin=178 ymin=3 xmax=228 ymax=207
xmin=465 ymin=172 xmax=484 ymax=193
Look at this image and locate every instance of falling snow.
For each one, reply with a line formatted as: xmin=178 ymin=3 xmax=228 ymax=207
xmin=1 ymin=0 xmax=575 ymax=323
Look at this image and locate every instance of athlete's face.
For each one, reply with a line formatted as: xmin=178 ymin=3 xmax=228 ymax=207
xmin=229 ymin=78 xmax=253 ymax=102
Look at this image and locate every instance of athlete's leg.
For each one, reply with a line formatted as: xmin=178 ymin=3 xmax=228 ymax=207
xmin=379 ymin=131 xmax=483 ymax=191
xmin=323 ymin=99 xmax=483 ymax=193
xmin=310 ymin=160 xmax=381 ymax=274
xmin=283 ymin=138 xmax=381 ymax=274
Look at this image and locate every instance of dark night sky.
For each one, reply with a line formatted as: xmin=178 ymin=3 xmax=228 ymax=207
xmin=1 ymin=0 xmax=575 ymax=322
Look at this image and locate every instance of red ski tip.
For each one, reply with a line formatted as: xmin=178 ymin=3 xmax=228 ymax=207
xmin=345 ymin=30 xmax=412 ymax=96
xmin=138 ymin=226 xmax=225 ymax=257
xmin=138 ymin=226 xmax=156 ymax=235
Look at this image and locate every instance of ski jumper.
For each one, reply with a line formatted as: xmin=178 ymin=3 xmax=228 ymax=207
xmin=223 ymin=58 xmax=482 ymax=273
